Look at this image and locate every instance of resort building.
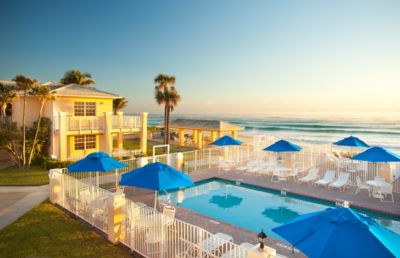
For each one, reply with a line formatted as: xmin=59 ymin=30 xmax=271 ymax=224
xmin=7 ymin=82 xmax=147 ymax=161
xmin=167 ymin=118 xmax=244 ymax=148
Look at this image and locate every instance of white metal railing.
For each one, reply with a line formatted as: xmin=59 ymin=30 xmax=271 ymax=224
xmin=112 ymin=115 xmax=141 ymax=129
xmin=52 ymin=170 xmax=251 ymax=258
xmin=111 ymin=149 xmax=143 ymax=158
xmin=66 ymin=116 xmax=105 ymax=131
xmin=55 ymin=172 xmax=112 ymax=233
xmin=62 ymin=142 xmax=400 ymax=193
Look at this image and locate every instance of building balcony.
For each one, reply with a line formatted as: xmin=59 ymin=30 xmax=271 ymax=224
xmin=67 ymin=116 xmax=105 ymax=131
xmin=53 ymin=114 xmax=142 ymax=134
xmin=111 ymin=115 xmax=141 ymax=131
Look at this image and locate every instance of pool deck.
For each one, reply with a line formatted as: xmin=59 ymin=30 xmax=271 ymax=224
xmin=123 ymin=168 xmax=400 ymax=258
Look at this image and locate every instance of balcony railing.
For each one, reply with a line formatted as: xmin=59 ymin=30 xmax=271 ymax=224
xmin=111 ymin=115 xmax=141 ymax=129
xmin=52 ymin=115 xmax=142 ymax=132
xmin=67 ymin=116 xmax=105 ymax=131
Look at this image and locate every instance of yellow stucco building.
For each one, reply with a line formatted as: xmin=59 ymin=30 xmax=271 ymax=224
xmin=168 ymin=119 xmax=244 ymax=148
xmin=9 ymin=83 xmax=147 ymax=161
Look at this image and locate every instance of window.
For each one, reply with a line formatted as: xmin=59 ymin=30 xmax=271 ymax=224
xmin=74 ymin=135 xmax=85 ymax=150
xmin=85 ymin=102 xmax=96 ymax=116
xmin=74 ymin=102 xmax=96 ymax=116
xmin=85 ymin=135 xmax=96 ymax=149
xmin=74 ymin=135 xmax=96 ymax=150
xmin=74 ymin=102 xmax=85 ymax=116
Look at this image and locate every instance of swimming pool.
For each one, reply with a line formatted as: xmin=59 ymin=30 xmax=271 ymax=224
xmin=159 ymin=178 xmax=400 ymax=241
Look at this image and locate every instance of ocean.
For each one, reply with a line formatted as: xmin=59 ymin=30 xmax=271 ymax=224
xmin=147 ymin=112 xmax=400 ymax=151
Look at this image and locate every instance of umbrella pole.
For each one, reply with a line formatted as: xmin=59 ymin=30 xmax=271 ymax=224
xmin=115 ymin=169 xmax=118 ymax=189
xmin=96 ymin=172 xmax=99 ymax=194
xmin=154 ymin=191 xmax=158 ymax=210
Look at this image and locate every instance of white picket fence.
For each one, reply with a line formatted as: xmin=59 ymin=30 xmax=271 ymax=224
xmin=51 ymin=170 xmax=251 ymax=258
xmin=62 ymin=142 xmax=400 ymax=193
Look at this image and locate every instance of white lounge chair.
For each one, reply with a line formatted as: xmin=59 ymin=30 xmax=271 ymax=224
xmin=218 ymin=159 xmax=231 ymax=172
xmin=297 ymin=168 xmax=319 ymax=184
xmin=315 ymin=170 xmax=336 ymax=187
xmin=354 ymin=176 xmax=370 ymax=195
xmin=220 ymin=242 xmax=254 ymax=258
xmin=237 ymin=160 xmax=253 ymax=171
xmin=329 ymin=172 xmax=350 ymax=191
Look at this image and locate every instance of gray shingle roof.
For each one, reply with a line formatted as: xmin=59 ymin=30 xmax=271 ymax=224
xmin=168 ymin=118 xmax=244 ymax=131
xmin=50 ymin=84 xmax=122 ymax=99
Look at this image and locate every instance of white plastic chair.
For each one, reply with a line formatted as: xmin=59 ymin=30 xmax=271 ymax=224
xmin=354 ymin=176 xmax=370 ymax=195
xmin=329 ymin=172 xmax=350 ymax=191
xmin=315 ymin=170 xmax=336 ymax=187
xmin=200 ymin=232 xmax=233 ymax=253
xmin=220 ymin=242 xmax=254 ymax=258
xmin=374 ymin=183 xmax=394 ymax=203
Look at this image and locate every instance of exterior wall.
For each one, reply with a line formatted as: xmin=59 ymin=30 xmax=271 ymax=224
xmin=9 ymin=94 xmax=147 ymax=161
xmin=11 ymin=96 xmax=50 ymax=127
xmin=52 ymin=96 xmax=113 ymax=116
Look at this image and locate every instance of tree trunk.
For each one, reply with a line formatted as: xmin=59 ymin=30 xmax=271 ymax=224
xmin=28 ymin=101 xmax=44 ymax=167
xmin=165 ymin=105 xmax=169 ymax=144
xmin=1 ymin=103 xmax=6 ymax=125
xmin=22 ymin=91 xmax=27 ymax=167
xmin=163 ymin=103 xmax=167 ymax=144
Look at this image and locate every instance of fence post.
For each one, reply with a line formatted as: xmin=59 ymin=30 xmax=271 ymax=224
xmin=107 ymin=191 xmax=126 ymax=244
xmin=175 ymin=152 xmax=184 ymax=171
xmin=136 ymin=157 xmax=148 ymax=168
xmin=49 ymin=169 xmax=63 ymax=204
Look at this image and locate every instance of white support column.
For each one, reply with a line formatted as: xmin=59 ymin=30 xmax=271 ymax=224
xmin=104 ymin=112 xmax=113 ymax=154
xmin=58 ymin=112 xmax=67 ymax=161
xmin=140 ymin=112 xmax=148 ymax=155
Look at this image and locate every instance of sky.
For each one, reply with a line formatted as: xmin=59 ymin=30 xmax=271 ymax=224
xmin=1 ymin=0 xmax=399 ymax=116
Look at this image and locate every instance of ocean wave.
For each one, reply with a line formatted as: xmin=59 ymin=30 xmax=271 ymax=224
xmin=243 ymin=126 xmax=400 ymax=136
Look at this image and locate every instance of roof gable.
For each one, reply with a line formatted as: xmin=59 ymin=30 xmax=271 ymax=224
xmin=50 ymin=84 xmax=122 ymax=99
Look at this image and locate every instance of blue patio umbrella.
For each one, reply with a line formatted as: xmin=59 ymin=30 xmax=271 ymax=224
xmin=272 ymin=207 xmax=400 ymax=258
xmin=210 ymin=135 xmax=243 ymax=146
xmin=334 ymin=136 xmax=369 ymax=148
xmin=67 ymin=152 xmax=127 ymax=188
xmin=120 ymin=162 xmax=194 ymax=208
xmin=352 ymin=147 xmax=400 ymax=163
xmin=67 ymin=152 xmax=127 ymax=172
xmin=263 ymin=140 xmax=302 ymax=152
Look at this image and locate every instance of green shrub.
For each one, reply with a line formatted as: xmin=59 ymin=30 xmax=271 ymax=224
xmin=43 ymin=158 xmax=72 ymax=170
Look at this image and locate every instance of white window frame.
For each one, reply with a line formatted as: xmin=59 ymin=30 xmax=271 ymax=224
xmin=74 ymin=102 xmax=96 ymax=116
xmin=74 ymin=135 xmax=96 ymax=150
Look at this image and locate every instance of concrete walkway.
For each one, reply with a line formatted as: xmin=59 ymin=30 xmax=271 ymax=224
xmin=0 ymin=185 xmax=49 ymax=230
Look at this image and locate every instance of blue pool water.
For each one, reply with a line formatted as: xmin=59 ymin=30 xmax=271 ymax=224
xmin=159 ymin=178 xmax=400 ymax=241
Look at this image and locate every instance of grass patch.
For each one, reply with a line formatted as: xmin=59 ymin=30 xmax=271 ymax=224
xmin=123 ymin=139 xmax=197 ymax=156
xmin=0 ymin=165 xmax=49 ymax=186
xmin=0 ymin=200 xmax=134 ymax=258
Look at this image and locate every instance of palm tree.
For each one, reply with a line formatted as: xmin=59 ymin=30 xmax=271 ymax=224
xmin=27 ymin=85 xmax=55 ymax=166
xmin=13 ymin=75 xmax=39 ymax=167
xmin=0 ymin=82 xmax=16 ymax=125
xmin=113 ymin=98 xmax=128 ymax=115
xmin=154 ymin=74 xmax=176 ymax=144
xmin=60 ymin=69 xmax=96 ymax=86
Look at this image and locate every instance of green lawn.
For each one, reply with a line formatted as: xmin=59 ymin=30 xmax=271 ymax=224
xmin=0 ymin=165 xmax=49 ymax=186
xmin=0 ymin=201 xmax=134 ymax=258
xmin=123 ymin=139 xmax=197 ymax=156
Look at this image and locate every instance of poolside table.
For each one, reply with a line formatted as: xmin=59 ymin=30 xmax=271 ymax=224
xmin=366 ymin=180 xmax=391 ymax=199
